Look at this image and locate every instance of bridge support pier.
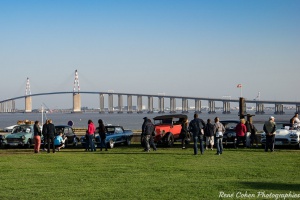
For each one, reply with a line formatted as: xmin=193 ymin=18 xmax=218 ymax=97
xmin=118 ymin=95 xmax=123 ymax=113
xmin=99 ymin=94 xmax=105 ymax=113
xmin=222 ymin=101 xmax=231 ymax=114
xmin=158 ymin=97 xmax=165 ymax=113
xmin=255 ymin=103 xmax=265 ymax=114
xmin=274 ymin=104 xmax=285 ymax=115
xmin=147 ymin=96 xmax=153 ymax=113
xmin=137 ymin=95 xmax=143 ymax=113
xmin=195 ymin=99 xmax=201 ymax=113
xmin=208 ymin=100 xmax=216 ymax=114
xmin=182 ymin=98 xmax=188 ymax=113
xmin=127 ymin=95 xmax=133 ymax=113
xmin=108 ymin=94 xmax=113 ymax=114
xmin=25 ymin=96 xmax=32 ymax=113
xmin=296 ymin=104 xmax=300 ymax=114
xmin=170 ymin=98 xmax=176 ymax=113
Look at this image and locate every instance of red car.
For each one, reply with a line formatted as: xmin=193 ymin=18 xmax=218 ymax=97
xmin=153 ymin=114 xmax=189 ymax=147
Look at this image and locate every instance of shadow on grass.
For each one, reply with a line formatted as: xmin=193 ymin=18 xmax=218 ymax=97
xmin=239 ymin=181 xmax=300 ymax=192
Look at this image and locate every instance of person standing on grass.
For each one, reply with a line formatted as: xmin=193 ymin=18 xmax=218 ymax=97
xmin=86 ymin=119 xmax=96 ymax=152
xmin=98 ymin=119 xmax=107 ymax=151
xmin=33 ymin=120 xmax=42 ymax=153
xmin=143 ymin=118 xmax=155 ymax=152
xmin=214 ymin=117 xmax=225 ymax=155
xmin=263 ymin=116 xmax=276 ymax=152
xmin=235 ymin=118 xmax=247 ymax=148
xmin=180 ymin=118 xmax=189 ymax=149
xmin=41 ymin=119 xmax=49 ymax=151
xmin=204 ymin=119 xmax=214 ymax=150
xmin=188 ymin=113 xmax=205 ymax=155
xmin=46 ymin=119 xmax=56 ymax=153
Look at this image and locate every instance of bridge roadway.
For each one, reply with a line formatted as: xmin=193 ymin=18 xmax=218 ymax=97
xmin=1 ymin=91 xmax=300 ymax=114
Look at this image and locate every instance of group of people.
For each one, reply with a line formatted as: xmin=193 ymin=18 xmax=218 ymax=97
xmin=84 ymin=119 xmax=108 ymax=152
xmin=140 ymin=113 xmax=280 ymax=156
xmin=33 ymin=119 xmax=65 ymax=153
xmin=182 ymin=113 xmax=226 ymax=155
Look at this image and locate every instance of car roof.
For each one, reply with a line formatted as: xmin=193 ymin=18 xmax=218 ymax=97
xmin=153 ymin=114 xmax=188 ymax=120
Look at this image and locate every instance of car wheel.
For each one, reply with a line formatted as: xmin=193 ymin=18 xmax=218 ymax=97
xmin=166 ymin=133 xmax=174 ymax=147
xmin=109 ymin=139 xmax=115 ymax=149
xmin=125 ymin=138 xmax=131 ymax=146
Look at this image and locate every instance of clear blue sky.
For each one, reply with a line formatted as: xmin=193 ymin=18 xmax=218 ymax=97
xmin=1 ymin=0 xmax=299 ymax=109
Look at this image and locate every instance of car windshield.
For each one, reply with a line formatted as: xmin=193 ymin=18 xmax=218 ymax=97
xmin=106 ymin=127 xmax=115 ymax=134
xmin=12 ymin=125 xmax=32 ymax=134
xmin=222 ymin=122 xmax=238 ymax=130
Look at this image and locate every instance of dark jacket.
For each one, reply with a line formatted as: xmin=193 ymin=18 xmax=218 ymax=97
xmin=188 ymin=118 xmax=205 ymax=136
xmin=98 ymin=124 xmax=106 ymax=139
xmin=46 ymin=123 xmax=56 ymax=137
xmin=34 ymin=124 xmax=41 ymax=137
xmin=204 ymin=122 xmax=214 ymax=137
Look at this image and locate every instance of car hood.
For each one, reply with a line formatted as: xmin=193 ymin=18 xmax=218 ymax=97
xmin=262 ymin=129 xmax=300 ymax=138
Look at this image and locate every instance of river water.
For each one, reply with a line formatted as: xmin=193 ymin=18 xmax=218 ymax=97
xmin=0 ymin=110 xmax=295 ymax=131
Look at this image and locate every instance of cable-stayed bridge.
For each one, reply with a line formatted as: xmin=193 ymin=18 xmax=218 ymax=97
xmin=1 ymin=70 xmax=299 ymax=114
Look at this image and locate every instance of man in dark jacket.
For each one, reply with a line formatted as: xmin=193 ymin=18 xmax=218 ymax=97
xmin=143 ymin=119 xmax=155 ymax=152
xmin=204 ymin=119 xmax=214 ymax=150
xmin=189 ymin=113 xmax=206 ymax=155
xmin=46 ymin=119 xmax=56 ymax=153
xmin=263 ymin=116 xmax=276 ymax=152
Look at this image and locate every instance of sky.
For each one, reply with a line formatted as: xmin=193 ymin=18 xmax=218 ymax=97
xmin=0 ymin=0 xmax=299 ymax=109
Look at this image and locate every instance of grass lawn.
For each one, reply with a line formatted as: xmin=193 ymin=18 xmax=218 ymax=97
xmin=0 ymin=144 xmax=300 ymax=200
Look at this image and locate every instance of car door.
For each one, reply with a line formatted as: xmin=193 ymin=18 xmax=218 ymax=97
xmin=114 ymin=127 xmax=124 ymax=143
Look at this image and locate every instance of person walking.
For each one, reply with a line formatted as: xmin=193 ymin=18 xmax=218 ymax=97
xmin=46 ymin=119 xmax=56 ymax=153
xmin=204 ymin=119 xmax=214 ymax=150
xmin=98 ymin=119 xmax=107 ymax=151
xmin=143 ymin=118 xmax=155 ymax=152
xmin=86 ymin=119 xmax=96 ymax=152
xmin=235 ymin=118 xmax=247 ymax=148
xmin=141 ymin=117 xmax=148 ymax=150
xmin=213 ymin=117 xmax=225 ymax=155
xmin=263 ymin=116 xmax=276 ymax=152
xmin=180 ymin=118 xmax=189 ymax=149
xmin=188 ymin=113 xmax=205 ymax=155
xmin=33 ymin=120 xmax=42 ymax=153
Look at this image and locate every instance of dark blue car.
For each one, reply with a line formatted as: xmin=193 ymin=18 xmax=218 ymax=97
xmin=80 ymin=125 xmax=133 ymax=149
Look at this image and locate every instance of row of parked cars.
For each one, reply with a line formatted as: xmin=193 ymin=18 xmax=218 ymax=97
xmin=1 ymin=115 xmax=300 ymax=149
xmin=0 ymin=120 xmax=133 ymax=149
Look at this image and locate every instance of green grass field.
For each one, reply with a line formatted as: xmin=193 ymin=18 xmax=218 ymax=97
xmin=0 ymin=144 xmax=300 ymax=200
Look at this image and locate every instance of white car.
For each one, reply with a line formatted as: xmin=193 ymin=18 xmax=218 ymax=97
xmin=3 ymin=125 xmax=17 ymax=132
xmin=261 ymin=123 xmax=300 ymax=149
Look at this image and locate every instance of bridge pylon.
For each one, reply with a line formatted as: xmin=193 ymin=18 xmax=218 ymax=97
xmin=25 ymin=77 xmax=32 ymax=113
xmin=72 ymin=69 xmax=82 ymax=113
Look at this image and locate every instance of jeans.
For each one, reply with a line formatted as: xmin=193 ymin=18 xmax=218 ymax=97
xmin=145 ymin=135 xmax=151 ymax=151
xmin=87 ymin=134 xmax=96 ymax=151
xmin=150 ymin=136 xmax=156 ymax=151
xmin=100 ymin=137 xmax=107 ymax=151
xmin=216 ymin=137 xmax=223 ymax=154
xmin=193 ymin=135 xmax=204 ymax=155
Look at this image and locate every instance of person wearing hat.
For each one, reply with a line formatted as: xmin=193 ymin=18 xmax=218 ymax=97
xmin=263 ymin=116 xmax=276 ymax=152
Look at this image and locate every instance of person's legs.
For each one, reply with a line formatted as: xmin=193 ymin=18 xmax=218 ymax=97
xmin=193 ymin=136 xmax=198 ymax=155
